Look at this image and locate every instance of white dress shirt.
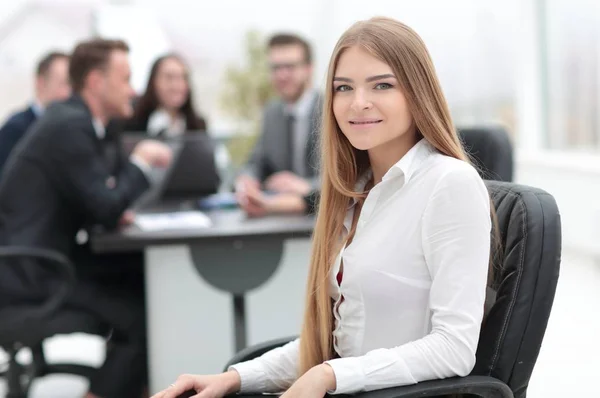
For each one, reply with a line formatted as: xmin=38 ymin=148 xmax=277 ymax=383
xmin=31 ymin=100 xmax=45 ymax=117
xmin=92 ymin=118 xmax=106 ymax=140
xmin=230 ymin=139 xmax=491 ymax=395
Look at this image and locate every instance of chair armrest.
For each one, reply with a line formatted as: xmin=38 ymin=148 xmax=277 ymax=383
xmin=0 ymin=246 xmax=76 ymax=319
xmin=221 ymin=339 xmax=512 ymax=398
xmin=223 ymin=336 xmax=297 ymax=371
xmin=351 ymin=376 xmax=513 ymax=398
xmin=183 ymin=376 xmax=512 ymax=398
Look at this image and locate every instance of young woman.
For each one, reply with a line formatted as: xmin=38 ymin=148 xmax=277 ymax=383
xmin=126 ymin=54 xmax=207 ymax=137
xmin=152 ymin=16 xmax=492 ymax=398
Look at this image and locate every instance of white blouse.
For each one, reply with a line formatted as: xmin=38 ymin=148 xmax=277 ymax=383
xmin=230 ymin=139 xmax=492 ymax=395
xmin=146 ymin=108 xmax=186 ymax=137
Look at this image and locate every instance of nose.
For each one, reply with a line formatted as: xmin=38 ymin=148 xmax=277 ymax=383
xmin=350 ymin=88 xmax=373 ymax=112
xmin=274 ymin=68 xmax=291 ymax=81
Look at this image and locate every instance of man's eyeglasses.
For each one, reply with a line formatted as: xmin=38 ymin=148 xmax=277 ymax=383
xmin=269 ymin=61 xmax=307 ymax=72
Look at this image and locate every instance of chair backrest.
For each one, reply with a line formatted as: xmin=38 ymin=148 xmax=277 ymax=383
xmin=0 ymin=247 xmax=76 ymax=346
xmin=459 ymin=126 xmax=514 ymax=182
xmin=474 ymin=181 xmax=561 ymax=398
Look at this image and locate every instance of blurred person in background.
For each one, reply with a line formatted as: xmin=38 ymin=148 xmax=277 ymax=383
xmin=235 ymin=33 xmax=322 ymax=217
xmin=0 ymin=51 xmax=71 ymax=175
xmin=124 ymin=53 xmax=207 ymax=137
xmin=0 ymin=38 xmax=172 ymax=398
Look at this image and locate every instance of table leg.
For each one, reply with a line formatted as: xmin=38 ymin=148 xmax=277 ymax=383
xmin=233 ymin=294 xmax=247 ymax=352
xmin=190 ymin=237 xmax=285 ymax=354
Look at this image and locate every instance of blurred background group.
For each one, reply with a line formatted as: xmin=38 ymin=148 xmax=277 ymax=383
xmin=1 ymin=0 xmax=598 ymax=247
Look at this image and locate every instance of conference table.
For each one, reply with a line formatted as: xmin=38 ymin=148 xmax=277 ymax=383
xmin=91 ymin=205 xmax=315 ymax=393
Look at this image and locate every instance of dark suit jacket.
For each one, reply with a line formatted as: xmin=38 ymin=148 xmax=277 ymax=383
xmin=0 ymin=106 xmax=37 ymax=176
xmin=243 ymin=93 xmax=322 ymax=184
xmin=0 ymin=96 xmax=150 ymax=301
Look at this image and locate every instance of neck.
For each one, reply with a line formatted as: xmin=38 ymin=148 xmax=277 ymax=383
xmin=34 ymin=94 xmax=47 ymax=108
xmin=368 ymin=130 xmax=419 ymax=184
xmin=79 ymin=90 xmax=107 ymax=126
xmin=164 ymin=107 xmax=180 ymax=121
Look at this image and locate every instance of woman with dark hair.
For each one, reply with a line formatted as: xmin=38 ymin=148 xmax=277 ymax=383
xmin=126 ymin=54 xmax=207 ymax=137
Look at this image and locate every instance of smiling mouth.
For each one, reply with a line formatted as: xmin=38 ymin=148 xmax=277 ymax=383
xmin=349 ymin=120 xmax=382 ymax=125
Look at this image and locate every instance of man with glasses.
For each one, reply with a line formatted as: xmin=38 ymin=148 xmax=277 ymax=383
xmin=235 ymin=33 xmax=321 ymax=216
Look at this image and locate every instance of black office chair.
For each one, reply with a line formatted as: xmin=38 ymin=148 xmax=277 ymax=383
xmin=0 ymin=247 xmax=110 ymax=398
xmin=215 ymin=181 xmax=561 ymax=398
xmin=458 ymin=126 xmax=514 ymax=182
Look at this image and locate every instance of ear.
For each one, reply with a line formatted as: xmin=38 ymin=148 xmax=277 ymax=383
xmin=306 ymin=64 xmax=314 ymax=80
xmin=86 ymin=69 xmax=104 ymax=91
xmin=34 ymin=75 xmax=45 ymax=93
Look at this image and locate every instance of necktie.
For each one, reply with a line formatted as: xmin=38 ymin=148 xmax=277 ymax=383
xmin=286 ymin=113 xmax=296 ymax=173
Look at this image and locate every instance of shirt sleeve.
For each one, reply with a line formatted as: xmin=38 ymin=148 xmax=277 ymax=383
xmin=228 ymin=338 xmax=300 ymax=393
xmin=325 ymin=165 xmax=492 ymax=394
xmin=129 ymin=153 xmax=161 ymax=185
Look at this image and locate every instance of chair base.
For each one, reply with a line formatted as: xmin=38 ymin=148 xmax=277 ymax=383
xmin=1 ymin=342 xmax=98 ymax=397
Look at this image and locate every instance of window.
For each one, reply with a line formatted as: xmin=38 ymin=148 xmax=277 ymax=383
xmin=544 ymin=0 xmax=600 ymax=151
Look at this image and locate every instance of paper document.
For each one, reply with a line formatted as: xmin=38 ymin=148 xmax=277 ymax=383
xmin=134 ymin=211 xmax=213 ymax=231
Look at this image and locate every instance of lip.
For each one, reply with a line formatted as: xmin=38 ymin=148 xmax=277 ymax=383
xmin=349 ymin=119 xmax=382 ymax=126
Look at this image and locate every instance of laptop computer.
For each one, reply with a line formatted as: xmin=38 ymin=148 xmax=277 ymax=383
xmin=120 ymin=132 xmax=221 ymax=209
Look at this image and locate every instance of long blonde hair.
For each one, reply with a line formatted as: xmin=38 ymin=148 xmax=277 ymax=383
xmin=298 ymin=17 xmax=491 ymax=375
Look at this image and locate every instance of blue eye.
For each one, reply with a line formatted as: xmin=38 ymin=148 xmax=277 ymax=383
xmin=334 ymin=84 xmax=352 ymax=92
xmin=375 ymin=83 xmax=391 ymax=89
xmin=375 ymin=82 xmax=393 ymax=90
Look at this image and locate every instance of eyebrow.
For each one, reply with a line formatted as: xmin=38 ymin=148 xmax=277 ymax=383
xmin=333 ymin=74 xmax=396 ymax=83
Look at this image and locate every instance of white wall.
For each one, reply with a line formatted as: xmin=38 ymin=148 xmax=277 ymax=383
xmin=517 ymin=152 xmax=600 ymax=259
xmin=93 ymin=3 xmax=171 ymax=93
xmin=0 ymin=0 xmax=95 ymax=121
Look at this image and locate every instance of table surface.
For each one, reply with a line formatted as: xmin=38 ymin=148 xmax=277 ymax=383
xmin=91 ymin=207 xmax=315 ymax=253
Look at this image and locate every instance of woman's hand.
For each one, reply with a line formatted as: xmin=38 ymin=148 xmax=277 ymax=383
xmin=150 ymin=370 xmax=241 ymax=398
xmin=280 ymin=364 xmax=336 ymax=398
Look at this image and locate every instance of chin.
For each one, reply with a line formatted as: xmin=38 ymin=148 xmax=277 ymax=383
xmin=342 ymin=132 xmax=376 ymax=151
xmin=168 ymin=98 xmax=186 ymax=109
xmin=282 ymin=87 xmax=303 ymax=102
xmin=346 ymin=138 xmax=375 ymax=151
xmin=280 ymin=92 xmax=295 ymax=102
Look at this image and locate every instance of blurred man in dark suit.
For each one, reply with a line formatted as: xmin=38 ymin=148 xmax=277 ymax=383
xmin=0 ymin=51 xmax=71 ymax=175
xmin=0 ymin=39 xmax=172 ymax=398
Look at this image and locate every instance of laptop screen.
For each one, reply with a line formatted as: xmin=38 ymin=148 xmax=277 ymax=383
xmin=120 ymin=132 xmax=221 ymax=206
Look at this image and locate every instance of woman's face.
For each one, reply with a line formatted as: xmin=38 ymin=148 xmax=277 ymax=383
xmin=154 ymin=57 xmax=189 ymax=111
xmin=332 ymin=46 xmax=414 ymax=152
